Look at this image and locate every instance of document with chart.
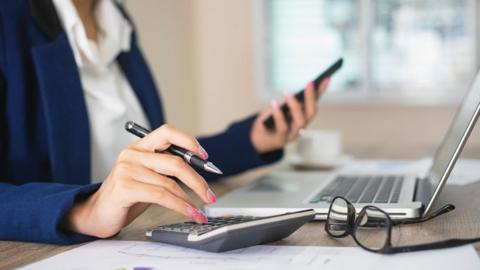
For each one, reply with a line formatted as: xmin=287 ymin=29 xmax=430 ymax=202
xmin=20 ymin=240 xmax=480 ymax=270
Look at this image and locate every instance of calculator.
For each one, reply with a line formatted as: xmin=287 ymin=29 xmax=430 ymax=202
xmin=146 ymin=209 xmax=316 ymax=252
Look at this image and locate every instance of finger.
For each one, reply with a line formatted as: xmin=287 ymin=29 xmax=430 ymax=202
xmin=284 ymin=91 xmax=306 ymax=130
xmin=257 ymin=105 xmax=274 ymax=122
xmin=125 ymin=163 xmax=195 ymax=206
xmin=132 ymin=124 xmax=208 ymax=160
xmin=318 ymin=77 xmax=331 ymax=96
xmin=271 ymin=99 xmax=288 ymax=135
xmin=124 ymin=179 xmax=208 ymax=223
xmin=118 ymin=149 xmax=215 ymax=204
xmin=304 ymin=81 xmax=317 ymax=120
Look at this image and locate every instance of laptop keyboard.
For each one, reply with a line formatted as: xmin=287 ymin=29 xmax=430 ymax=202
xmin=309 ymin=175 xmax=404 ymax=204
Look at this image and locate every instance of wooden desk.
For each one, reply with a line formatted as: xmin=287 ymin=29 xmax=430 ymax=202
xmin=1 ymin=165 xmax=480 ymax=269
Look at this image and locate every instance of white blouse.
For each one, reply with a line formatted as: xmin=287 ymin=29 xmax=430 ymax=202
xmin=52 ymin=0 xmax=150 ymax=182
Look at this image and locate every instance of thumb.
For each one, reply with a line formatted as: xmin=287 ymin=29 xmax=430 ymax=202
xmin=256 ymin=101 xmax=276 ymax=121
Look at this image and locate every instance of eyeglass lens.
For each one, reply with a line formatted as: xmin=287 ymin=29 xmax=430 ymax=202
xmin=325 ymin=196 xmax=467 ymax=254
xmin=327 ymin=197 xmax=350 ymax=236
xmin=354 ymin=207 xmax=389 ymax=251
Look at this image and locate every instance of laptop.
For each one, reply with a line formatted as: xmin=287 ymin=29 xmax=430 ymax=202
xmin=205 ymin=71 xmax=480 ymax=220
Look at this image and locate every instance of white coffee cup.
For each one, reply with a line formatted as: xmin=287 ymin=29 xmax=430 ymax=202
xmin=295 ymin=130 xmax=343 ymax=162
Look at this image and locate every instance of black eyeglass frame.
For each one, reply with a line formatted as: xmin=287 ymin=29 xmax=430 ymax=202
xmin=324 ymin=196 xmax=480 ymax=254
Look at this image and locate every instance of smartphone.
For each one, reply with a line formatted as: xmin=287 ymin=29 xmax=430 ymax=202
xmin=263 ymin=58 xmax=343 ymax=130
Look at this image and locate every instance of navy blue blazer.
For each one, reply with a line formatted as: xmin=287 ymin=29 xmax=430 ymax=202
xmin=0 ymin=0 xmax=282 ymax=244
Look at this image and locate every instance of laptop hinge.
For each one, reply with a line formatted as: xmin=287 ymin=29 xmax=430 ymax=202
xmin=414 ymin=177 xmax=433 ymax=210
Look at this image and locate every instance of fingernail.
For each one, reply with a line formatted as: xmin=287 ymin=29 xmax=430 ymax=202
xmin=324 ymin=77 xmax=331 ymax=86
xmin=284 ymin=91 xmax=294 ymax=100
xmin=188 ymin=207 xmax=209 ymax=224
xmin=306 ymin=81 xmax=314 ymax=90
xmin=206 ymin=188 xmax=217 ymax=203
xmin=270 ymin=100 xmax=279 ymax=111
xmin=320 ymin=78 xmax=330 ymax=93
xmin=198 ymin=144 xmax=209 ymax=160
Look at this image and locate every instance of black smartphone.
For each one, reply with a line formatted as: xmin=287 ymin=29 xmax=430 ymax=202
xmin=263 ymin=58 xmax=343 ymax=130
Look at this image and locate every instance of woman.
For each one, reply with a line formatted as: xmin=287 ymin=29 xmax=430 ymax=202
xmin=0 ymin=0 xmax=329 ymax=244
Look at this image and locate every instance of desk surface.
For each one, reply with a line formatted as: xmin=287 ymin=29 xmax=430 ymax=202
xmin=1 ymin=165 xmax=480 ymax=269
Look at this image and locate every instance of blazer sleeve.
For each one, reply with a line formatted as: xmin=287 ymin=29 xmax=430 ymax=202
xmin=197 ymin=114 xmax=284 ymax=181
xmin=0 ymin=9 xmax=104 ymax=245
xmin=0 ymin=70 xmax=99 ymax=244
xmin=0 ymin=182 xmax=101 ymax=244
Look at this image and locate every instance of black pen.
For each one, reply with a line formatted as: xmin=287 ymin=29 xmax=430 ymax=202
xmin=125 ymin=121 xmax=223 ymax=175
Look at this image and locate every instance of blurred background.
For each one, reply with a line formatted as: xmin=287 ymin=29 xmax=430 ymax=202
xmin=124 ymin=0 xmax=480 ymax=159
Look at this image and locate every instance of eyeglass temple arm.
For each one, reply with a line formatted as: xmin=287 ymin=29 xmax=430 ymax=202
xmin=393 ymin=204 xmax=455 ymax=225
xmin=385 ymin=236 xmax=480 ymax=254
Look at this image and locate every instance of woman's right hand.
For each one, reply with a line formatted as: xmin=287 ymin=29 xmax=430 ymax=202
xmin=62 ymin=124 xmax=217 ymax=238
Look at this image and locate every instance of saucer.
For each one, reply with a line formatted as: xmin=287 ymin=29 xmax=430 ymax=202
xmin=288 ymin=154 xmax=353 ymax=170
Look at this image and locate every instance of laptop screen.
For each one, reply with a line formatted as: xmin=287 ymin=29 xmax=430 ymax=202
xmin=423 ymin=72 xmax=480 ymax=210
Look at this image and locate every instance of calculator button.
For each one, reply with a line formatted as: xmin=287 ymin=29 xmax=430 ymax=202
xmin=155 ymin=215 xmax=266 ymax=236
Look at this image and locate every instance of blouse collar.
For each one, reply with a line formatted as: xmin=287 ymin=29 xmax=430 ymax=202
xmin=51 ymin=0 xmax=132 ymax=68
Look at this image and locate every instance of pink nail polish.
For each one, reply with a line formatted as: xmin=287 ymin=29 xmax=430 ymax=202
xmin=188 ymin=207 xmax=209 ymax=224
xmin=271 ymin=100 xmax=279 ymax=111
xmin=284 ymin=91 xmax=294 ymax=100
xmin=320 ymin=78 xmax=330 ymax=92
xmin=195 ymin=214 xmax=208 ymax=224
xmin=206 ymin=188 xmax=217 ymax=203
xmin=306 ymin=81 xmax=314 ymax=90
xmin=324 ymin=77 xmax=331 ymax=86
xmin=198 ymin=145 xmax=209 ymax=160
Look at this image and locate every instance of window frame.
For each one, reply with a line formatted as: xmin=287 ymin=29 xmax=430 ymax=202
xmin=252 ymin=0 xmax=480 ymax=106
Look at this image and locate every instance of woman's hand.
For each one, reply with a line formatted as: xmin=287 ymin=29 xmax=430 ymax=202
xmin=62 ymin=124 xmax=217 ymax=238
xmin=250 ymin=78 xmax=330 ymax=154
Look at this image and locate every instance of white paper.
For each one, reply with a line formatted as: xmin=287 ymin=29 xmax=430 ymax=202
xmin=20 ymin=240 xmax=480 ymax=270
xmin=337 ymin=158 xmax=480 ymax=186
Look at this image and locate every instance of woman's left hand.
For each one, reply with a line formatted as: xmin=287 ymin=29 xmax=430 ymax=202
xmin=250 ymin=78 xmax=330 ymax=154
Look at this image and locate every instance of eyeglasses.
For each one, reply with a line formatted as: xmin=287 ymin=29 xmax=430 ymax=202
xmin=325 ymin=196 xmax=480 ymax=254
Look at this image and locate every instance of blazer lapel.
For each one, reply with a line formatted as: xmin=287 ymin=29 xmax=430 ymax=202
xmin=27 ymin=0 xmax=164 ymax=185
xmin=28 ymin=0 xmax=62 ymax=41
xmin=117 ymin=38 xmax=165 ymax=129
xmin=31 ymin=33 xmax=91 ymax=185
